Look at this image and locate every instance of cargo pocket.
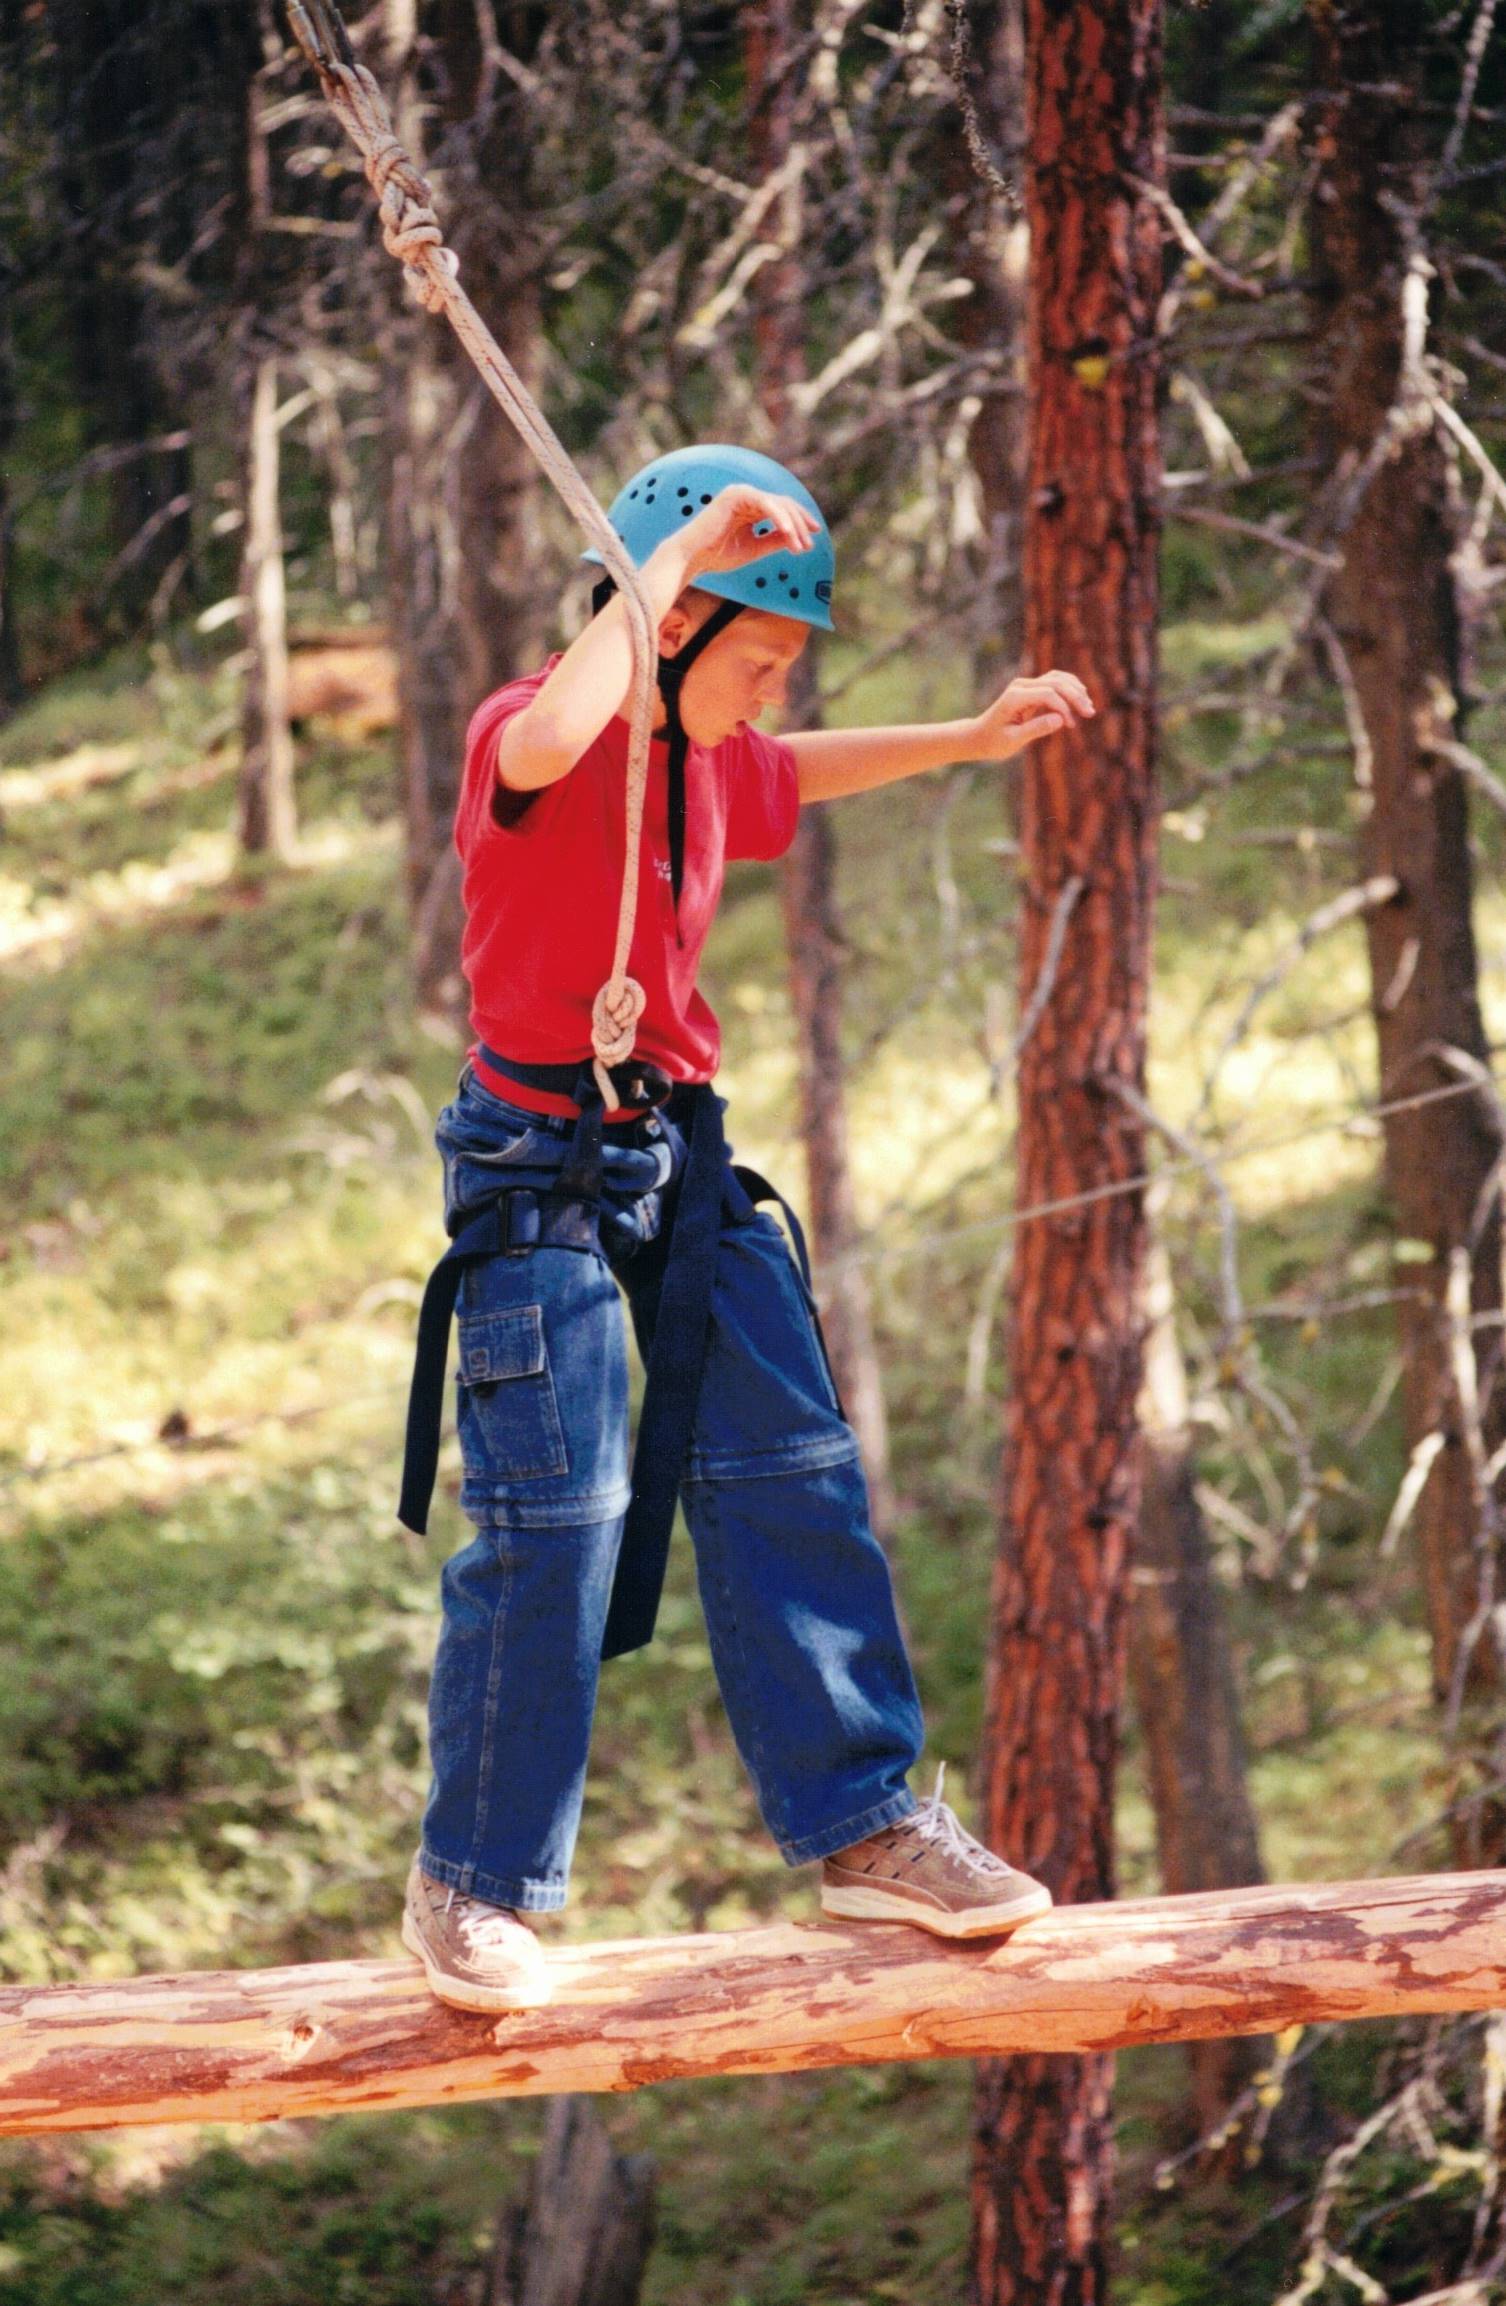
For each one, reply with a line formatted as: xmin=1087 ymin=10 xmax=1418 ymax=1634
xmin=455 ymin=1303 xmax=569 ymax=1483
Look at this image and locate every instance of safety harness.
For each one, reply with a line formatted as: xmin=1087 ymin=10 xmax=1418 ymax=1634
xmin=398 ymin=1049 xmax=839 ymax=1661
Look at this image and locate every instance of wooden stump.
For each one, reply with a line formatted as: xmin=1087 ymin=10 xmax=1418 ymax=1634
xmin=490 ymin=2097 xmax=655 ymax=2306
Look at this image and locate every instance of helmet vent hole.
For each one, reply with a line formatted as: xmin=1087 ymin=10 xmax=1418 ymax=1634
xmin=681 ymin=505 xmax=693 ymax=517
xmin=700 ymin=493 xmax=712 ymax=504
xmin=755 ymin=577 xmax=767 ymax=588
xmin=677 ymin=486 xmax=689 ymax=496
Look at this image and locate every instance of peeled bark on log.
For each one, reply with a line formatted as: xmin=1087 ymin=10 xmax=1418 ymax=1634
xmin=1130 ymin=1203 xmax=1269 ymax=2136
xmin=0 ymin=1875 xmax=1502 ymax=2139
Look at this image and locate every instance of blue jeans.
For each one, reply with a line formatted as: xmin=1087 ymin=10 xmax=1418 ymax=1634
xmin=417 ymin=1066 xmax=925 ymax=1911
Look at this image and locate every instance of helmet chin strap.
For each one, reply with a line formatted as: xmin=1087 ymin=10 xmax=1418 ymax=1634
xmin=593 ymin=581 xmax=745 ymax=946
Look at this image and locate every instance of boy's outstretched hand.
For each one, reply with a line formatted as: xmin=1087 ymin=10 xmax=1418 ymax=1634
xmin=969 ymin=670 xmax=1096 ymax=758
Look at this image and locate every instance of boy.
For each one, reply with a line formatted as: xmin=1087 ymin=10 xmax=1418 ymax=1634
xmin=398 ymin=444 xmax=1095 ymax=2011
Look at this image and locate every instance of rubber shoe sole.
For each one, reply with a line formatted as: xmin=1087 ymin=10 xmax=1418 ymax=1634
xmin=820 ymin=1877 xmax=1054 ymax=1939
xmin=400 ymin=1906 xmax=555 ymax=2013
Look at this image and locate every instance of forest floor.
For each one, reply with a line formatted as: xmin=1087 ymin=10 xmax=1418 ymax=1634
xmin=0 ymin=618 xmax=1499 ymax=2304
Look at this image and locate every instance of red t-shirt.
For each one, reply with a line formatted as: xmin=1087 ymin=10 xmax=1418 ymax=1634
xmin=455 ymin=656 xmax=800 ymax=1113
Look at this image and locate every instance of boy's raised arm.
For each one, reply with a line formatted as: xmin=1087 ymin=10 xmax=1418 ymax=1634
xmin=496 ymin=486 xmax=821 ymax=793
xmin=786 ymin=670 xmax=1096 ymax=803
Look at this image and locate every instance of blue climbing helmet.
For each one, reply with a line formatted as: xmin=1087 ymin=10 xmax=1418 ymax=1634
xmin=583 ymin=443 xmax=835 ymax=630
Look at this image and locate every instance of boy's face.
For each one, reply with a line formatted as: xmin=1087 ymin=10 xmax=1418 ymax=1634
xmin=659 ymin=601 xmax=810 ymax=746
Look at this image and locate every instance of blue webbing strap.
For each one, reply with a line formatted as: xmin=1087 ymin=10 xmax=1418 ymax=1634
xmin=397 ymin=1200 xmax=505 ymax=1538
xmin=601 ymin=1081 xmax=726 ymax=1659
xmin=728 ymin=1163 xmax=848 ymax=1423
xmin=397 ymin=1061 xmax=607 ymax=1541
xmin=397 ymin=1069 xmax=844 ymax=1660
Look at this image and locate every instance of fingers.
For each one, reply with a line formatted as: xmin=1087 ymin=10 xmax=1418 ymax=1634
xmin=1010 ymin=669 xmax=1095 ymax=721
xmin=738 ymin=488 xmax=820 ymax=556
xmin=1011 ymin=711 xmax=1068 ymax=752
xmin=676 ymin=486 xmax=821 ymax=579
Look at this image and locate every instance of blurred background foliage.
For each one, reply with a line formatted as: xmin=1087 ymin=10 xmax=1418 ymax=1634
xmin=3 ymin=0 xmax=1506 ymax=2300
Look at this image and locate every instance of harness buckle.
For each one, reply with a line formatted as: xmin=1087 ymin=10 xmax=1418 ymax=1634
xmin=607 ymin=1058 xmax=674 ymax=1112
xmin=502 ymin=1189 xmax=541 ymax=1253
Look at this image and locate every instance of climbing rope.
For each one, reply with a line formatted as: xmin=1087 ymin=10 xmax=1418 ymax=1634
xmin=286 ymin=0 xmax=653 ymax=1104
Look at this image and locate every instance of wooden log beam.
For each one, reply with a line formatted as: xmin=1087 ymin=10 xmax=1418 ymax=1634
xmin=2 ymin=1874 xmax=1504 ymax=2137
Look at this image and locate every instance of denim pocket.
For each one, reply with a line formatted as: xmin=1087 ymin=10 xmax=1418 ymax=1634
xmin=455 ymin=1303 xmax=569 ymax=1481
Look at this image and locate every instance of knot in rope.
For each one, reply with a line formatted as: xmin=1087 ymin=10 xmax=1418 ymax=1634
xmin=591 ymin=977 xmax=646 ymax=1071
xmin=336 ymin=61 xmax=461 ymax=315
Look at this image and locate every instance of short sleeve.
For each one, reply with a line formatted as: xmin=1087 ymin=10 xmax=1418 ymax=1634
xmin=724 ymin=725 xmax=800 ymax=863
xmin=455 ymin=659 xmax=567 ymax=860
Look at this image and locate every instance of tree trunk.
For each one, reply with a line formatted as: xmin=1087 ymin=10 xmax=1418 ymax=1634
xmin=745 ymin=0 xmax=897 ymax=1534
xmin=1307 ymin=0 xmax=1506 ymax=1855
xmin=380 ymin=0 xmax=545 ymax=1023
xmin=236 ymin=346 xmax=297 ymax=859
xmin=1128 ymin=1184 xmax=1268 ymax=2140
xmin=0 ymin=246 xmax=22 ymax=713
xmin=51 ymin=0 xmax=196 ymax=646
xmin=778 ymin=798 xmax=898 ymax=1535
xmin=491 ymin=2097 xmax=656 ymax=2306
xmin=970 ymin=2 xmax=1164 ymax=2298
xmin=948 ymin=0 xmax=1031 ymax=680
xmin=232 ymin=22 xmax=295 ymax=864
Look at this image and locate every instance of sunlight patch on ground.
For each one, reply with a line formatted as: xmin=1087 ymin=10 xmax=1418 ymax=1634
xmin=0 ymin=1164 xmax=431 ymax=1532
xmin=0 ymin=813 xmax=400 ymax=969
xmin=0 ymin=828 xmax=238 ymax=965
xmin=0 ymin=739 xmax=142 ymax=809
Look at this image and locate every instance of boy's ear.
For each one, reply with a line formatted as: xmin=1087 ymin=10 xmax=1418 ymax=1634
xmin=658 ymin=589 xmax=716 ymax=659
xmin=657 ymin=602 xmax=692 ymax=658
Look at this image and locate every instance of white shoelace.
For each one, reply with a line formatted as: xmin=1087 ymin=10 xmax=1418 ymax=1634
xmin=441 ymin=1882 xmax=529 ymax=1949
xmin=905 ymin=1761 xmax=1018 ymax=1877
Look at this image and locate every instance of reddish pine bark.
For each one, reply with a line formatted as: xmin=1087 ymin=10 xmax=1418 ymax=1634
xmin=970 ymin=3 xmax=1164 ymax=2300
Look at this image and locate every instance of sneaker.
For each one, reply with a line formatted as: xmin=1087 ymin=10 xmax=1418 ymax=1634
xmin=820 ymin=1765 xmax=1053 ymax=1939
xmin=400 ymin=1854 xmax=554 ymax=2012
